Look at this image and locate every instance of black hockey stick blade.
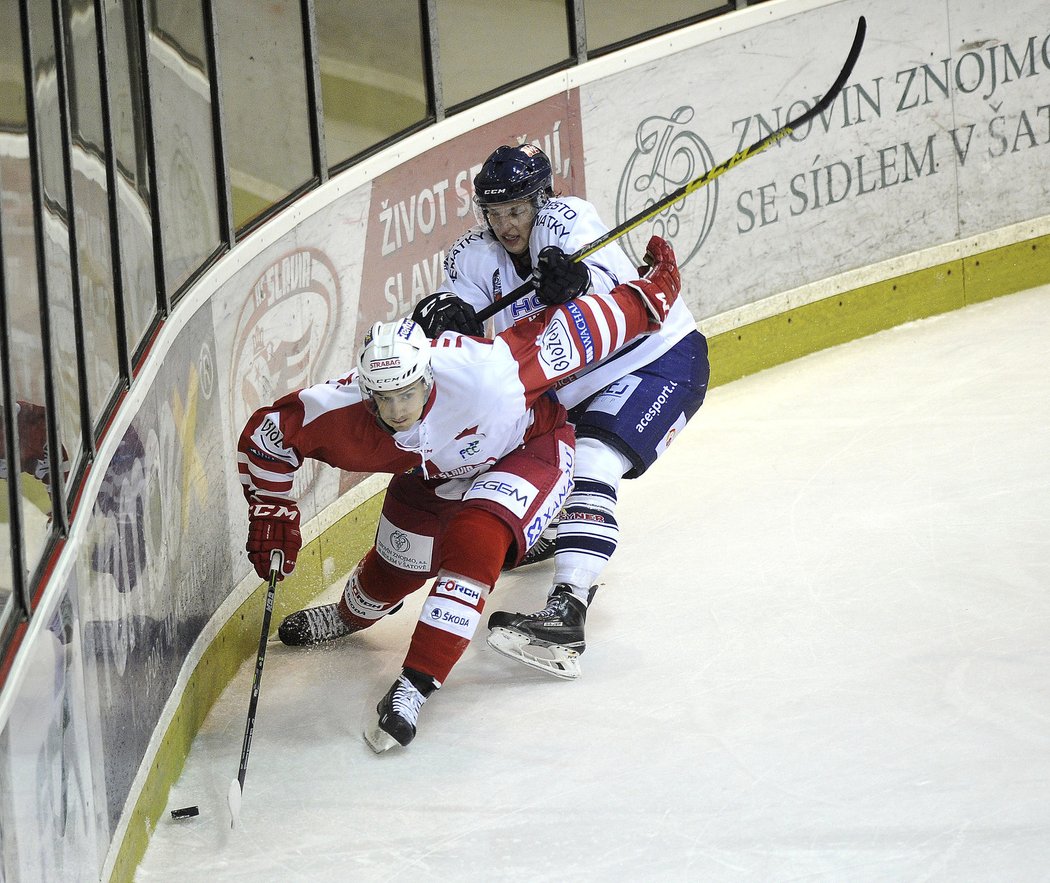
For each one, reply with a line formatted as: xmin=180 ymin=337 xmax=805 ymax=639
xmin=229 ymin=550 xmax=282 ymax=828
xmin=476 ymin=15 xmax=867 ymax=323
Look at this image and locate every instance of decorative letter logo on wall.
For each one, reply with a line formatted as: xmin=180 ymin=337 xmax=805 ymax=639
xmin=231 ymin=248 xmax=340 ymax=430
xmin=230 ymin=247 xmax=342 ymax=499
xmin=616 ymin=107 xmax=717 ymax=269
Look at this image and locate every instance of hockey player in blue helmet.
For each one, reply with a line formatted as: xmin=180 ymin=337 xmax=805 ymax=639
xmin=473 ymin=144 xmax=555 ymax=257
xmin=413 ymin=143 xmax=710 ymax=680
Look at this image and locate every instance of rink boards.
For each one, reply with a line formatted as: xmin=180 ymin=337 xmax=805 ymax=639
xmin=0 ymin=0 xmax=1048 ymax=880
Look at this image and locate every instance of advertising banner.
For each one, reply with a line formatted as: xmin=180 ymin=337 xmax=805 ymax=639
xmin=78 ymin=300 xmax=233 ymax=830
xmin=359 ymin=94 xmax=585 ymax=332
xmin=579 ymin=0 xmax=1050 ymax=319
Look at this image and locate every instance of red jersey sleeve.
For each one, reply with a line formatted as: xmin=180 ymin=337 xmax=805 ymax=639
xmin=237 ymin=389 xmax=310 ymax=506
xmin=498 ymin=284 xmax=654 ymax=405
xmin=237 ymin=375 xmax=418 ymax=506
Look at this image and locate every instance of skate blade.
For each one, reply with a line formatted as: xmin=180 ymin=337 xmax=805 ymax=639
xmin=363 ymin=725 xmax=400 ymax=754
xmin=486 ymin=627 xmax=582 ymax=680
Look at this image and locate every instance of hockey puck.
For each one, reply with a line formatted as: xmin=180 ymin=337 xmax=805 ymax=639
xmin=170 ymin=805 xmax=199 ymax=819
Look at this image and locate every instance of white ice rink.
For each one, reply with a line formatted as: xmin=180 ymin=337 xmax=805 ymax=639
xmin=137 ymin=286 xmax=1050 ymax=882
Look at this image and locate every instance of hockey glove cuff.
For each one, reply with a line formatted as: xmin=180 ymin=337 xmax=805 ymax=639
xmin=622 ymin=236 xmax=681 ymax=328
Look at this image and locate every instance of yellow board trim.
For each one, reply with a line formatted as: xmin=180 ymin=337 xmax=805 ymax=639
xmin=709 ymin=232 xmax=1050 ymax=388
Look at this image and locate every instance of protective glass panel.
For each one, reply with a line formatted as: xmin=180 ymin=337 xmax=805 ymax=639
xmin=104 ymin=0 xmax=158 ymax=359
xmin=0 ymin=373 xmax=11 ymax=627
xmin=28 ymin=0 xmax=82 ymax=499
xmin=582 ymin=0 xmax=728 ymax=51
xmin=436 ymin=0 xmax=571 ymax=108
xmin=148 ymin=0 xmax=222 ymax=295
xmin=215 ymin=0 xmax=314 ymax=228
xmin=316 ymin=0 xmax=428 ymax=168
xmin=63 ymin=0 xmax=121 ymax=424
xmin=0 ymin=0 xmax=56 ymax=590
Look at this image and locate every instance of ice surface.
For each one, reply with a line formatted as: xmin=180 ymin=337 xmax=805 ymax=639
xmin=137 ymin=287 xmax=1050 ymax=881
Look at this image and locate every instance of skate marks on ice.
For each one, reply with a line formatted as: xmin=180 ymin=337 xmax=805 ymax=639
xmin=137 ymin=287 xmax=1050 ymax=880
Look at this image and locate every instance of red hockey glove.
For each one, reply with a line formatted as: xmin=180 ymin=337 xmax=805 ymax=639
xmin=621 ymin=235 xmax=680 ymax=327
xmin=534 ymin=245 xmax=590 ymax=305
xmin=246 ymin=502 xmax=301 ymax=580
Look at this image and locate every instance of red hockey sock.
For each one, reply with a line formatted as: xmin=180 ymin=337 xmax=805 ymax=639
xmin=338 ymin=548 xmax=425 ymax=629
xmin=402 ymin=507 xmax=512 ymax=684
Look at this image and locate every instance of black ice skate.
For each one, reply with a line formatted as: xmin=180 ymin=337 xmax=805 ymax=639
xmin=486 ymin=585 xmax=592 ymax=680
xmin=364 ymin=670 xmax=435 ymax=753
xmin=278 ymin=602 xmax=359 ymax=646
xmin=504 ymin=517 xmax=559 ymax=570
xmin=278 ymin=599 xmax=403 ymax=646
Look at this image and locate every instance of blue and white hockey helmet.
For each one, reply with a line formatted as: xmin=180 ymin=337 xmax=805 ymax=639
xmin=473 ymin=144 xmax=553 ymax=209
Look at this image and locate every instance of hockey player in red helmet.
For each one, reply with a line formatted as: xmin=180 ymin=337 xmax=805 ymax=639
xmin=238 ymin=235 xmax=682 ymax=750
xmin=412 ymin=143 xmax=710 ymax=680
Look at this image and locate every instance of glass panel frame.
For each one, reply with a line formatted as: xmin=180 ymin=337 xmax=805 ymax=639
xmin=145 ymin=0 xmax=223 ymax=297
xmin=582 ymin=0 xmax=732 ymax=56
xmin=27 ymin=0 xmax=86 ymax=517
xmin=435 ymin=0 xmax=573 ymax=110
xmin=0 ymin=214 xmax=22 ymax=634
xmin=102 ymin=0 xmax=159 ymax=366
xmin=213 ymin=0 xmax=315 ymax=229
xmin=62 ymin=0 xmax=123 ymax=426
xmin=2 ymin=0 xmax=65 ymax=612
xmin=316 ymin=0 xmax=429 ymax=169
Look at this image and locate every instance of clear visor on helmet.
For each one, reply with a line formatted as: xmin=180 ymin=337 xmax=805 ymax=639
xmin=472 ymin=190 xmax=550 ymax=228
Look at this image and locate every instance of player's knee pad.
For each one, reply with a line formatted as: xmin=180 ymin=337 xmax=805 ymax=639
xmin=441 ymin=506 xmax=514 ymax=588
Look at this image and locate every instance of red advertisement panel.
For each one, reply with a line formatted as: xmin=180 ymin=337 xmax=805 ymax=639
xmin=358 ymin=91 xmax=585 ymax=339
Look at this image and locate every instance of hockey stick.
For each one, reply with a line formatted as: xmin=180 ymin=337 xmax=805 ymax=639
xmin=227 ymin=549 xmax=282 ymax=828
xmin=476 ymin=15 xmax=867 ymax=323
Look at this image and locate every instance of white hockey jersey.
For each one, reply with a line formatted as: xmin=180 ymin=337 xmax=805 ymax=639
xmin=238 ymin=283 xmax=667 ymax=505
xmin=441 ymin=196 xmax=698 ymax=408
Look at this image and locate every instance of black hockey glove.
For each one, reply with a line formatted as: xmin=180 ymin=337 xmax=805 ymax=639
xmin=412 ymin=291 xmax=484 ymax=338
xmin=534 ymin=246 xmax=590 ymax=306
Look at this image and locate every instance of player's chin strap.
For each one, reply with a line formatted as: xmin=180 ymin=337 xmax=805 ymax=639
xmin=475 ymin=16 xmax=867 ymax=324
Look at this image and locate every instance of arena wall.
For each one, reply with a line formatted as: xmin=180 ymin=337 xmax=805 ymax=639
xmin=0 ymin=0 xmax=1047 ymax=879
